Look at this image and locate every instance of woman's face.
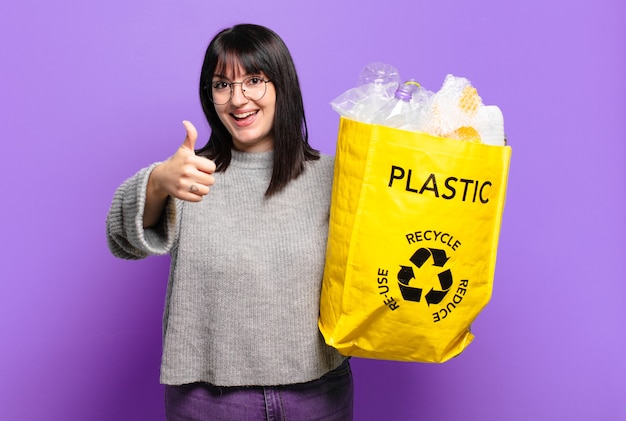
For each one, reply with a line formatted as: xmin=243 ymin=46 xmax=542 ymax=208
xmin=212 ymin=63 xmax=276 ymax=152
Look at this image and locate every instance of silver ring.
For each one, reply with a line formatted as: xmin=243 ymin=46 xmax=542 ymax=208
xmin=189 ymin=184 xmax=199 ymax=193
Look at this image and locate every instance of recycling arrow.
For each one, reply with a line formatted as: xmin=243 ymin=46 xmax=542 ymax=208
xmin=397 ymin=265 xmax=422 ymax=302
xmin=398 ymin=266 xmax=415 ymax=285
xmin=410 ymin=247 xmax=450 ymax=268
xmin=425 ymin=268 xmax=453 ymax=306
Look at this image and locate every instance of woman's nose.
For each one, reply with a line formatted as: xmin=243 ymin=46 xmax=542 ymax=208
xmin=229 ymin=83 xmax=249 ymax=106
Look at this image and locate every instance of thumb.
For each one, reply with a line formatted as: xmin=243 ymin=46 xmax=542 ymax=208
xmin=181 ymin=120 xmax=198 ymax=152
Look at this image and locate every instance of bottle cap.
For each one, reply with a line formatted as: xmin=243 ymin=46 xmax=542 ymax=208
xmin=395 ymin=83 xmax=415 ymax=101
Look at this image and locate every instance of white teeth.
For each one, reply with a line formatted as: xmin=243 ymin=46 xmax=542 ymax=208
xmin=233 ymin=111 xmax=256 ymax=119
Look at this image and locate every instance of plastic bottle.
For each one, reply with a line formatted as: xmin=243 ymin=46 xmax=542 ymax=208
xmin=350 ymin=63 xmax=401 ymax=123
xmin=474 ymin=105 xmax=505 ymax=146
xmin=371 ymin=83 xmax=419 ymax=131
xmin=405 ymin=80 xmax=433 ymax=129
xmin=410 ymin=82 xmax=434 ymax=112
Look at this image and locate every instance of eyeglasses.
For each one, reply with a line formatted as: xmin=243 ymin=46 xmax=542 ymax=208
xmin=207 ymin=76 xmax=272 ymax=105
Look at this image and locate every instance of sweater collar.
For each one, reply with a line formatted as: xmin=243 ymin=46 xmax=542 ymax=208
xmin=230 ymin=149 xmax=274 ymax=169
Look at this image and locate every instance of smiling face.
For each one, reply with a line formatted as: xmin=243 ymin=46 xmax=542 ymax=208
xmin=212 ymin=63 xmax=276 ymax=152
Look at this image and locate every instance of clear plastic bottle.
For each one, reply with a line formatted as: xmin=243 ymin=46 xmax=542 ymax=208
xmin=371 ymin=83 xmax=419 ymax=131
xmin=406 ymin=80 xmax=433 ymax=129
xmin=474 ymin=105 xmax=505 ymax=146
xmin=330 ymin=62 xmax=401 ymax=123
xmin=351 ymin=63 xmax=401 ymax=123
xmin=410 ymin=82 xmax=434 ymax=111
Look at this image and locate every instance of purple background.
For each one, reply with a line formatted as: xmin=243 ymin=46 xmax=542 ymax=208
xmin=1 ymin=0 xmax=624 ymax=420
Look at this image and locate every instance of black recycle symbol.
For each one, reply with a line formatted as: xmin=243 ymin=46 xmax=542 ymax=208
xmin=397 ymin=247 xmax=454 ymax=305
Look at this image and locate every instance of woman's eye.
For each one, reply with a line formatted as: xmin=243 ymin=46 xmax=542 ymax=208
xmin=212 ymin=81 xmax=229 ymax=90
xmin=247 ymin=77 xmax=262 ymax=85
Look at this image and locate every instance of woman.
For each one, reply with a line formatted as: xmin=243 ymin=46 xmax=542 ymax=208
xmin=106 ymin=24 xmax=353 ymax=420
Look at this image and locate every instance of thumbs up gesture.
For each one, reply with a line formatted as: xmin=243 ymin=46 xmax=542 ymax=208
xmin=148 ymin=120 xmax=216 ymax=203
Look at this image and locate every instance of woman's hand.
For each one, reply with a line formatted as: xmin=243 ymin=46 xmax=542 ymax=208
xmin=143 ymin=120 xmax=216 ymax=227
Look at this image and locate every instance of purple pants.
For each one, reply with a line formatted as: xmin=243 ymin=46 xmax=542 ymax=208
xmin=165 ymin=360 xmax=354 ymax=421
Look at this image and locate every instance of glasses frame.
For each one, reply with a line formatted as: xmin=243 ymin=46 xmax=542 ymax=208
xmin=206 ymin=76 xmax=272 ymax=105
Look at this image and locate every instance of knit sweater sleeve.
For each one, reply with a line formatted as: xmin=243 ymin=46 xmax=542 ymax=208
xmin=105 ymin=163 xmax=180 ymax=260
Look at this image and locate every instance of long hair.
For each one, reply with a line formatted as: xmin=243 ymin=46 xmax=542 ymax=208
xmin=196 ymin=24 xmax=320 ymax=196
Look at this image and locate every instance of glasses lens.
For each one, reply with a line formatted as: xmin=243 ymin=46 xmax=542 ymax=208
xmin=210 ymin=81 xmax=230 ymax=105
xmin=242 ymin=77 xmax=267 ymax=101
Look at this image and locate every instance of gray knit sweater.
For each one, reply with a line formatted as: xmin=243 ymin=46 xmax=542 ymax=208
xmin=106 ymin=149 xmax=345 ymax=387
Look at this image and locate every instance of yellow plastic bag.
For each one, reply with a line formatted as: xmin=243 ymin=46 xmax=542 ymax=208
xmin=319 ymin=117 xmax=512 ymax=363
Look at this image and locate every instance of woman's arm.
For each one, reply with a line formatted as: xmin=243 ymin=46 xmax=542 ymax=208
xmin=106 ymin=121 xmax=216 ymax=258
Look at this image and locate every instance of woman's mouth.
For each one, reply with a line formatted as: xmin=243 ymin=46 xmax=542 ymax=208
xmin=232 ymin=111 xmax=258 ymax=121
